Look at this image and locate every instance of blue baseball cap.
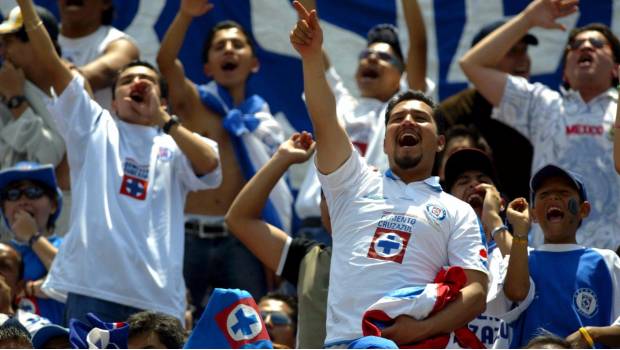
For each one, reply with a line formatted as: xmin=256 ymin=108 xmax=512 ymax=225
xmin=0 ymin=161 xmax=63 ymax=227
xmin=530 ymin=164 xmax=587 ymax=204
xmin=32 ymin=324 xmax=70 ymax=348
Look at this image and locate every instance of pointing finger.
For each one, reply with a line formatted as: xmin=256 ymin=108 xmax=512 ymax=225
xmin=293 ymin=1 xmax=310 ymax=20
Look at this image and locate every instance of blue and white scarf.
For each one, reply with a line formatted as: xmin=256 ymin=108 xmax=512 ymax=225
xmin=198 ymin=82 xmax=292 ymax=232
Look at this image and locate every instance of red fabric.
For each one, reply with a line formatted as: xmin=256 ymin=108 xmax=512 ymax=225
xmin=362 ymin=266 xmax=485 ymax=349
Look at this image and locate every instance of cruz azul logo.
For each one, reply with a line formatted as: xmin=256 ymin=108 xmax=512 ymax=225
xmin=367 ymin=212 xmax=415 ymax=264
xmin=215 ymin=297 xmax=270 ymax=347
xmin=120 ymin=158 xmax=149 ymax=200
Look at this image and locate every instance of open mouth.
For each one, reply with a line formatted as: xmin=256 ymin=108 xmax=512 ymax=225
xmin=546 ymin=206 xmax=564 ymax=222
xmin=466 ymin=192 xmax=484 ymax=211
xmin=221 ymin=61 xmax=239 ymax=72
xmin=65 ymin=0 xmax=84 ymax=8
xmin=577 ymin=54 xmax=593 ymax=67
xmin=360 ymin=67 xmax=380 ymax=80
xmin=398 ymin=133 xmax=419 ymax=147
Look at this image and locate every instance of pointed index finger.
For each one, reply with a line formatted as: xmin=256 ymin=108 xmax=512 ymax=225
xmin=293 ymin=1 xmax=310 ymax=20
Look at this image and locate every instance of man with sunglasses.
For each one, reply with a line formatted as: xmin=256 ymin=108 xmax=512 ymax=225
xmin=460 ymin=0 xmax=620 ymax=252
xmin=258 ymin=293 xmax=297 ymax=349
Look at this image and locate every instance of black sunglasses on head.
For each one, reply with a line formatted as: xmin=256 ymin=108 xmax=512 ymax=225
xmin=260 ymin=311 xmax=292 ymax=326
xmin=1 ymin=186 xmax=46 ymax=202
xmin=568 ymin=37 xmax=606 ymax=50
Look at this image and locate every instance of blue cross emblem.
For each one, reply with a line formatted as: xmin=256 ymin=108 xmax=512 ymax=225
xmin=377 ymin=234 xmax=401 ymax=255
xmin=125 ymin=178 xmax=144 ymax=195
xmin=231 ymin=308 xmax=258 ymax=336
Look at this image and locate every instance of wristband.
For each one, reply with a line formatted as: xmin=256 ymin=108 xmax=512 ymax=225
xmin=162 ymin=114 xmax=180 ymax=134
xmin=490 ymin=225 xmax=508 ymax=241
xmin=28 ymin=232 xmax=43 ymax=246
xmin=579 ymin=327 xmax=594 ymax=348
xmin=513 ymin=235 xmax=528 ymax=245
xmin=25 ymin=20 xmax=43 ymax=32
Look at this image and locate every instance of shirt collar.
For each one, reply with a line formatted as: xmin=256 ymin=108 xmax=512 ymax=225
xmin=384 ymin=169 xmax=443 ymax=192
xmin=562 ymin=86 xmax=618 ymax=103
xmin=537 ymin=243 xmax=584 ymax=252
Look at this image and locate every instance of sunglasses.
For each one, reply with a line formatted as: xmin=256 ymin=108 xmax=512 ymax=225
xmin=568 ymin=37 xmax=607 ymax=50
xmin=358 ymin=48 xmax=404 ymax=71
xmin=1 ymin=186 xmax=45 ymax=202
xmin=260 ymin=311 xmax=292 ymax=326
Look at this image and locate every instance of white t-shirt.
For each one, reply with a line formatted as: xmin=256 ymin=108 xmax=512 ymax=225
xmin=59 ymin=26 xmax=136 ymax=110
xmin=318 ymin=150 xmax=488 ymax=346
xmin=495 ymin=76 xmax=620 ymax=250
xmin=41 ymin=77 xmax=222 ymax=321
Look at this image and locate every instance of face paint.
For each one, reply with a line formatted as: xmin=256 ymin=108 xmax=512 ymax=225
xmin=568 ymin=198 xmax=579 ymax=216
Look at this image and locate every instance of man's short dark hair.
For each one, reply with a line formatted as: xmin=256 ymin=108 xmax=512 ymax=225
xmin=525 ymin=331 xmax=573 ymax=349
xmin=367 ymin=24 xmax=404 ymax=69
xmin=201 ymin=20 xmax=256 ymax=64
xmin=384 ymin=90 xmax=445 ymax=135
xmin=110 ymin=60 xmax=169 ymax=101
xmin=0 ymin=319 xmax=32 ymax=349
xmin=127 ymin=311 xmax=184 ymax=349
xmin=562 ymin=23 xmax=620 ymax=89
xmin=444 ymin=124 xmax=492 ymax=155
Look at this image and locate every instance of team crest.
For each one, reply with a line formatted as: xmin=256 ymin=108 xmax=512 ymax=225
xmin=215 ymin=297 xmax=270 ymax=347
xmin=157 ymin=147 xmax=173 ymax=161
xmin=426 ymin=204 xmax=446 ymax=221
xmin=573 ymin=288 xmax=598 ymax=318
xmin=120 ymin=158 xmax=149 ymax=200
xmin=367 ymin=228 xmax=411 ymax=264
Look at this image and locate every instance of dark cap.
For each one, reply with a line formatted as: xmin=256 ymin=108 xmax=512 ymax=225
xmin=0 ymin=6 xmax=59 ymax=42
xmin=367 ymin=23 xmax=404 ymax=64
xmin=471 ymin=20 xmax=538 ymax=48
xmin=444 ymin=148 xmax=499 ymax=192
xmin=530 ymin=164 xmax=587 ymax=204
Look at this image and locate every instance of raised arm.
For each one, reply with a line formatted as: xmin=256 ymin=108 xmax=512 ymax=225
xmin=503 ymin=197 xmax=532 ymax=302
xmin=296 ymin=0 xmax=331 ymax=70
xmin=459 ymin=0 xmax=578 ymax=106
xmin=290 ymin=1 xmax=351 ymax=174
xmin=16 ymin=0 xmax=73 ymax=95
xmin=156 ymin=0 xmax=213 ymax=120
xmin=402 ymin=0 xmax=427 ymax=91
xmin=225 ymin=132 xmax=315 ymax=270
xmin=479 ymin=183 xmax=513 ymax=257
xmin=79 ymin=38 xmax=139 ymax=92
xmin=381 ymin=269 xmax=488 ymax=345
xmin=567 ymin=324 xmax=620 ymax=348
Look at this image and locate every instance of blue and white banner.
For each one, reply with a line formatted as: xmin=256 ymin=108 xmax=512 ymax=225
xmin=3 ymin=0 xmax=619 ymax=133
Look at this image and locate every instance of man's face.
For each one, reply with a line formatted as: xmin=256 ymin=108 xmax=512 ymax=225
xmin=127 ymin=331 xmax=166 ymax=349
xmin=438 ymin=136 xmax=476 ymax=180
xmin=0 ymin=34 xmax=32 ymax=69
xmin=383 ymin=99 xmax=444 ymax=174
xmin=532 ymin=176 xmax=589 ymax=244
xmin=258 ymin=299 xmax=295 ymax=349
xmin=57 ymin=0 xmax=110 ymax=26
xmin=204 ymin=27 xmax=258 ymax=90
xmin=564 ymin=30 xmax=618 ymax=91
xmin=449 ymin=170 xmax=494 ymax=218
xmin=496 ymin=41 xmax=531 ymax=79
xmin=355 ymin=42 xmax=403 ymax=102
xmin=111 ymin=65 xmax=163 ymax=125
xmin=2 ymin=181 xmax=56 ymax=234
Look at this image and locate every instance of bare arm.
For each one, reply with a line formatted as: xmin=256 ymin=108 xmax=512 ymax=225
xmin=226 ymin=132 xmax=315 ymax=271
xmin=479 ymin=183 xmax=512 ymax=256
xmin=16 ymin=0 xmax=73 ymax=95
xmin=381 ymin=269 xmax=488 ymax=345
xmin=80 ymin=38 xmax=139 ymax=92
xmin=30 ymin=237 xmax=58 ymax=270
xmin=156 ymin=0 xmax=213 ymax=121
xmin=460 ymin=0 xmax=578 ymax=106
xmin=503 ymin=197 xmax=531 ymax=302
xmin=290 ymin=1 xmax=351 ymax=174
xmin=567 ymin=325 xmax=620 ymax=348
xmin=402 ymin=0 xmax=427 ymax=91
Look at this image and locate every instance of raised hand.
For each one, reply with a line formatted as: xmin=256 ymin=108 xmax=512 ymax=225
xmin=524 ymin=0 xmax=579 ymax=31
xmin=477 ymin=183 xmax=504 ymax=233
xmin=289 ymin=1 xmax=323 ymax=58
xmin=180 ymin=0 xmax=214 ymax=18
xmin=276 ymin=131 xmax=316 ymax=164
xmin=11 ymin=210 xmax=38 ymax=242
xmin=506 ymin=197 xmax=531 ymax=237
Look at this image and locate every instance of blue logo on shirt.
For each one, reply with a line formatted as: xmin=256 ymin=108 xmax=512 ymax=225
xmin=573 ymin=288 xmax=598 ymax=318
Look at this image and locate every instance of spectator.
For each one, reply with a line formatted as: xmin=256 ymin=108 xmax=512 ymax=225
xmin=0 ymin=5 xmax=88 ymax=237
xmin=504 ymin=165 xmax=620 ymax=348
xmin=127 ymin=311 xmax=185 ymax=349
xmin=437 ymin=20 xmax=537 ymax=200
xmin=525 ymin=331 xmax=573 ymax=349
xmin=13 ymin=0 xmax=222 ymax=325
xmin=57 ymin=0 xmax=139 ymax=110
xmin=444 ymin=148 xmax=535 ymax=347
xmin=157 ymin=0 xmax=288 ymax=314
xmin=226 ymin=132 xmax=331 ymax=348
xmin=0 ymin=318 xmax=32 ymax=349
xmin=0 ymin=162 xmax=64 ymax=325
xmin=460 ymin=0 xmax=620 ymax=251
xmin=437 ymin=124 xmax=491 ymax=181
xmin=258 ymin=293 xmax=297 ymax=349
xmin=290 ymin=2 xmax=488 ymax=346
xmin=295 ymin=0 xmax=433 ymax=244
